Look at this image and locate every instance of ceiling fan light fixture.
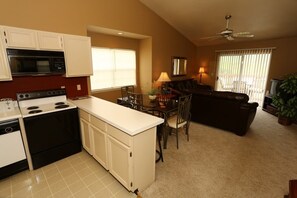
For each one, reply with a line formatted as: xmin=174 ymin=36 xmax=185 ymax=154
xmin=221 ymin=29 xmax=233 ymax=35
xmin=199 ymin=14 xmax=254 ymax=42
xmin=226 ymin=36 xmax=234 ymax=40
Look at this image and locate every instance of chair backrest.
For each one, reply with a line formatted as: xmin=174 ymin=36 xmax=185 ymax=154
xmin=121 ymin=85 xmax=134 ymax=99
xmin=176 ymin=94 xmax=192 ymax=126
xmin=233 ymin=81 xmax=247 ymax=93
xmin=127 ymin=92 xmax=143 ymax=110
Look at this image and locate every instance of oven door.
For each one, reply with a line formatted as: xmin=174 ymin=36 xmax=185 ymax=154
xmin=23 ymin=108 xmax=81 ymax=169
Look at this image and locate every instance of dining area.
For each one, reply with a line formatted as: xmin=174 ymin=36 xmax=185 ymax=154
xmin=117 ymin=85 xmax=192 ymax=162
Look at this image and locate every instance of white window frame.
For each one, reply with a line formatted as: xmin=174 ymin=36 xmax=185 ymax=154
xmin=90 ymin=47 xmax=136 ymax=91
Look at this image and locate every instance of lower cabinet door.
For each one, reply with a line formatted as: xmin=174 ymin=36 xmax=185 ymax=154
xmin=80 ymin=118 xmax=92 ymax=154
xmin=90 ymin=125 xmax=108 ymax=170
xmin=107 ymin=135 xmax=132 ymax=190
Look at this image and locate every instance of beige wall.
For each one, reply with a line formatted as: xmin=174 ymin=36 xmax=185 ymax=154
xmin=196 ymin=36 xmax=297 ymax=91
xmin=0 ymin=0 xmax=197 ymax=101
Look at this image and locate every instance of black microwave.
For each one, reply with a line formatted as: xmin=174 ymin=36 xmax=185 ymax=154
xmin=7 ymin=48 xmax=66 ymax=76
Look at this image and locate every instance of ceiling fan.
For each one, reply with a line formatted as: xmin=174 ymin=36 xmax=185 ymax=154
xmin=201 ymin=15 xmax=254 ymax=41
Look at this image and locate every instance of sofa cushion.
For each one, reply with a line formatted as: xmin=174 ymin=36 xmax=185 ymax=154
xmin=211 ymin=91 xmax=249 ymax=102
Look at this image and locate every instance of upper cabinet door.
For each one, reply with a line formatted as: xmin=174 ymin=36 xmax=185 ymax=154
xmin=3 ymin=26 xmax=37 ymax=49
xmin=37 ymin=31 xmax=63 ymax=51
xmin=63 ymin=34 xmax=93 ymax=77
xmin=0 ymin=28 xmax=12 ymax=81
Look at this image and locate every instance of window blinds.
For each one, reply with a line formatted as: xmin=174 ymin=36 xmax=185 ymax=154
xmin=216 ymin=48 xmax=273 ymax=105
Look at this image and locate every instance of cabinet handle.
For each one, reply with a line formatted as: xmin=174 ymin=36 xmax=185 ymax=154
xmin=130 ymin=152 xmax=132 ymax=157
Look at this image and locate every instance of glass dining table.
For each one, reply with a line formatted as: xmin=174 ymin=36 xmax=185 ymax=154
xmin=117 ymin=94 xmax=178 ymax=150
xmin=142 ymin=94 xmax=178 ymax=150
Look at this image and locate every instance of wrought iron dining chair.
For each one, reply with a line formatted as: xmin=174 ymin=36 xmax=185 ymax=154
xmin=120 ymin=85 xmax=134 ymax=107
xmin=166 ymin=94 xmax=192 ymax=149
xmin=127 ymin=91 xmax=144 ymax=111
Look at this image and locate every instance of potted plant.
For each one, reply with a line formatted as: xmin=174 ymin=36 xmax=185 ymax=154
xmin=272 ymin=73 xmax=297 ymax=125
xmin=148 ymin=88 xmax=158 ymax=100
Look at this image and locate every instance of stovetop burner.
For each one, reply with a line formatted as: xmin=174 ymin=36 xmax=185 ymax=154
xmin=17 ymin=89 xmax=76 ymax=117
xmin=55 ymin=104 xmax=69 ymax=109
xmin=55 ymin=102 xmax=65 ymax=105
xmin=29 ymin=110 xmax=43 ymax=114
xmin=27 ymin=106 xmax=39 ymax=110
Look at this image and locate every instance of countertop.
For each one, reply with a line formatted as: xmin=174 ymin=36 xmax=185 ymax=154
xmin=69 ymin=96 xmax=164 ymax=136
xmin=0 ymin=101 xmax=21 ymax=122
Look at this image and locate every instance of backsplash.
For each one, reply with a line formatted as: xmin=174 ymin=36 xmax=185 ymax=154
xmin=0 ymin=75 xmax=88 ymax=99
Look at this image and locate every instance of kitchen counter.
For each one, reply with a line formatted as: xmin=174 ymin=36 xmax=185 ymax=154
xmin=0 ymin=101 xmax=21 ymax=122
xmin=70 ymin=96 xmax=164 ymax=136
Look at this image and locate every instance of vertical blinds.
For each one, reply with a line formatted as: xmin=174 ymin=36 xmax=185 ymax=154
xmin=216 ymin=48 xmax=273 ymax=105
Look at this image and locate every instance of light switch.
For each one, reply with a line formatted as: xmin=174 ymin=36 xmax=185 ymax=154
xmin=77 ymin=84 xmax=81 ymax=91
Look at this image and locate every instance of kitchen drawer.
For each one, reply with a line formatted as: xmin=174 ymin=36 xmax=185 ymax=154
xmin=107 ymin=124 xmax=132 ymax=147
xmin=79 ymin=109 xmax=90 ymax=121
xmin=90 ymin=115 xmax=107 ymax=132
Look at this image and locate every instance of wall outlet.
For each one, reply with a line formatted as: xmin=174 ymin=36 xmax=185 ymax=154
xmin=77 ymin=84 xmax=81 ymax=91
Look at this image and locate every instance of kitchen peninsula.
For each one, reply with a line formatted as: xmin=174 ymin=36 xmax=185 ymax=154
xmin=70 ymin=96 xmax=164 ymax=192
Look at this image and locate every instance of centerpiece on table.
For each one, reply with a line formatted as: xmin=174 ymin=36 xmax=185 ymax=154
xmin=148 ymin=88 xmax=158 ymax=100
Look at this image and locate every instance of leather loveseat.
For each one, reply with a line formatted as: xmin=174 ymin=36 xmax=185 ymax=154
xmin=166 ymin=79 xmax=258 ymax=136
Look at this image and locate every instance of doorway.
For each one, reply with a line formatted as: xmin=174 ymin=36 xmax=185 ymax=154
xmin=216 ymin=48 xmax=273 ymax=106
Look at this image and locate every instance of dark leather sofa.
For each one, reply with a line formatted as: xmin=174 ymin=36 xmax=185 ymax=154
xmin=166 ymin=79 xmax=258 ymax=136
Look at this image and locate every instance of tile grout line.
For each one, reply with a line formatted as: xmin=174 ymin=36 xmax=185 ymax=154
xmin=70 ymin=155 xmax=98 ymax=197
xmin=55 ymin=161 xmax=76 ymax=198
xmin=41 ymin=165 xmax=56 ymax=198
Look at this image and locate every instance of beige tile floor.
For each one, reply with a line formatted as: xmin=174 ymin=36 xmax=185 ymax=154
xmin=0 ymin=150 xmax=137 ymax=198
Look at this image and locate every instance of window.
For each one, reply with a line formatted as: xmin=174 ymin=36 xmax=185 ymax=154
xmin=90 ymin=47 xmax=136 ymax=90
xmin=216 ymin=48 xmax=273 ymax=106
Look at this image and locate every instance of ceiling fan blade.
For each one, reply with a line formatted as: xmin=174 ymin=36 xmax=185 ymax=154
xmin=200 ymin=35 xmax=221 ymax=40
xmin=233 ymin=32 xmax=252 ymax=35
xmin=207 ymin=15 xmax=255 ymax=42
xmin=233 ymin=34 xmax=254 ymax=38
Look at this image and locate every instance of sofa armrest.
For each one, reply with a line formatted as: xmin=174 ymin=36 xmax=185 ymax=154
xmin=241 ymin=102 xmax=259 ymax=110
xmin=237 ymin=102 xmax=259 ymax=135
xmin=168 ymin=87 xmax=184 ymax=96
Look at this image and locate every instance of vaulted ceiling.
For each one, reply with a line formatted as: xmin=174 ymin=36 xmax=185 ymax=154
xmin=139 ymin=0 xmax=297 ymax=46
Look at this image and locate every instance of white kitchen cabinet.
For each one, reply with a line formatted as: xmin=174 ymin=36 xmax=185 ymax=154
xmin=37 ymin=31 xmax=63 ymax=51
xmin=63 ymin=34 xmax=93 ymax=77
xmin=1 ymin=26 xmax=64 ymax=51
xmin=0 ymin=25 xmax=93 ymax=77
xmin=107 ymin=124 xmax=156 ymax=192
xmin=90 ymin=115 xmax=108 ymax=170
xmin=108 ymin=134 xmax=132 ymax=190
xmin=0 ymin=27 xmax=12 ymax=81
xmin=77 ymin=106 xmax=157 ymax=192
xmin=79 ymin=110 xmax=92 ymax=154
xmin=2 ymin=26 xmax=37 ymax=49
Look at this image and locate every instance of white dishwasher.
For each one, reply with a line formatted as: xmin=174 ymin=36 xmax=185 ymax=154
xmin=0 ymin=119 xmax=28 ymax=179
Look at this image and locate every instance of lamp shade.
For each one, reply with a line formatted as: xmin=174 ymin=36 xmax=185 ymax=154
xmin=157 ymin=72 xmax=171 ymax=82
xmin=199 ymin=67 xmax=205 ymax=73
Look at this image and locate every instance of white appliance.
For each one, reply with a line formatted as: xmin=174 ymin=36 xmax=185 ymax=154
xmin=0 ymin=119 xmax=28 ymax=179
xmin=17 ymin=90 xmax=76 ymax=118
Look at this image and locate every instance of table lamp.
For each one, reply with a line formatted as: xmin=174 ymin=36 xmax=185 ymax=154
xmin=199 ymin=67 xmax=205 ymax=83
xmin=157 ymin=72 xmax=171 ymax=93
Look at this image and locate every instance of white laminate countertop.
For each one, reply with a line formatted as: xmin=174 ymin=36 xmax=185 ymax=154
xmin=0 ymin=101 xmax=21 ymax=122
xmin=0 ymin=108 xmax=21 ymax=122
xmin=70 ymin=96 xmax=164 ymax=136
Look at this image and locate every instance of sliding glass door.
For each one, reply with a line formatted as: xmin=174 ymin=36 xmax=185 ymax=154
xmin=216 ymin=48 xmax=273 ymax=106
